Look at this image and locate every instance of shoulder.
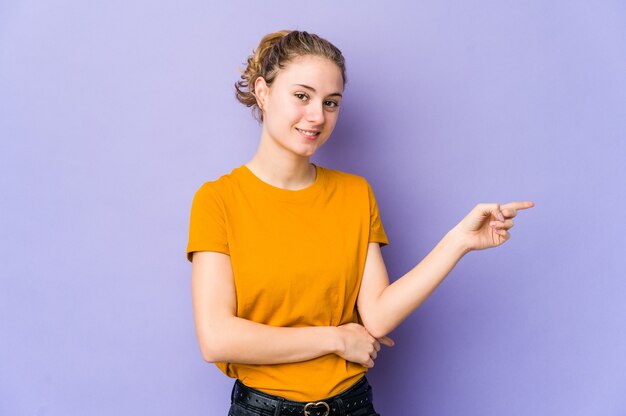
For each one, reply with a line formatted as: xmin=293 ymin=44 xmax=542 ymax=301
xmin=190 ymin=168 xmax=242 ymax=211
xmin=318 ymin=166 xmax=384 ymax=212
xmin=192 ymin=166 xmax=242 ymax=197
xmin=319 ymin=165 xmax=372 ymax=190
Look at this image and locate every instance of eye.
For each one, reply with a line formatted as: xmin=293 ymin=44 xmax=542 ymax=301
xmin=325 ymin=100 xmax=340 ymax=108
xmin=294 ymin=92 xmax=309 ymax=101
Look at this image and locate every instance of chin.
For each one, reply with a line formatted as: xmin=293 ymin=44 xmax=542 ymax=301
xmin=296 ymin=149 xmax=317 ymax=157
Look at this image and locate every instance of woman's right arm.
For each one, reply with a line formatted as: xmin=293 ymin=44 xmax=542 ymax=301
xmin=191 ymin=251 xmax=389 ymax=367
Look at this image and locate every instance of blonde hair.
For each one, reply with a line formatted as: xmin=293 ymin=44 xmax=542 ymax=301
xmin=235 ymin=30 xmax=347 ymax=123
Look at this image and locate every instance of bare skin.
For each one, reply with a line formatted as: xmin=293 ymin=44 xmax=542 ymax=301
xmin=192 ymin=55 xmax=392 ymax=369
xmin=191 ymin=53 xmax=534 ymax=370
xmin=356 ymin=202 xmax=535 ymax=340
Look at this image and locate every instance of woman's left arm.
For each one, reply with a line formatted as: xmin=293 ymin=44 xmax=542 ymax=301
xmin=357 ymin=201 xmax=535 ymax=339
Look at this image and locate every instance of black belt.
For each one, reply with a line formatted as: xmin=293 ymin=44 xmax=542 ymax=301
xmin=230 ymin=375 xmax=375 ymax=416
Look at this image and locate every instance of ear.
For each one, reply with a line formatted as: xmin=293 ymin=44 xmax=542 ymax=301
xmin=254 ymin=76 xmax=269 ymax=110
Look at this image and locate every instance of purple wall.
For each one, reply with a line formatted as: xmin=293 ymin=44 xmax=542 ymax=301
xmin=2 ymin=1 xmax=625 ymax=415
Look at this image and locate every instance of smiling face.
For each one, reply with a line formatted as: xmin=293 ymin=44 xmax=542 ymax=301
xmin=254 ymin=54 xmax=344 ymax=158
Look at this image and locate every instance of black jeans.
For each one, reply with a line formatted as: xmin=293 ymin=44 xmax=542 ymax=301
xmin=227 ymin=375 xmax=381 ymax=416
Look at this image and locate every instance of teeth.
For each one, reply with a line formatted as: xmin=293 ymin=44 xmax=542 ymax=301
xmin=298 ymin=128 xmax=318 ymax=136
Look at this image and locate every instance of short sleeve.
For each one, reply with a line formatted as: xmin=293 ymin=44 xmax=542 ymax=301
xmin=366 ymin=181 xmax=389 ymax=247
xmin=186 ymin=182 xmax=230 ymax=262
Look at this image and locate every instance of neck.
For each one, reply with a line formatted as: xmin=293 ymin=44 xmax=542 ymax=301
xmin=245 ymin=146 xmax=316 ymax=191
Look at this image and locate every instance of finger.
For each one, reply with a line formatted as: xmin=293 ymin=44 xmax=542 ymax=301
xmin=493 ymin=204 xmax=505 ymax=221
xmin=502 ymin=201 xmax=535 ymax=211
xmin=493 ymin=228 xmax=510 ymax=239
xmin=370 ymin=350 xmax=378 ymax=360
xmin=500 ymin=208 xmax=517 ymax=219
xmin=477 ymin=203 xmax=502 ymax=220
xmin=373 ymin=340 xmax=381 ymax=352
xmin=378 ymin=336 xmax=395 ymax=347
xmin=490 ymin=219 xmax=514 ymax=230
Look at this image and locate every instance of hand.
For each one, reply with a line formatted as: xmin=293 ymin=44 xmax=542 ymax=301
xmin=336 ymin=323 xmax=395 ymax=368
xmin=451 ymin=201 xmax=535 ymax=251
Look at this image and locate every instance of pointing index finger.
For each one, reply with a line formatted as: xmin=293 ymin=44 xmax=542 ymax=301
xmin=502 ymin=201 xmax=535 ymax=211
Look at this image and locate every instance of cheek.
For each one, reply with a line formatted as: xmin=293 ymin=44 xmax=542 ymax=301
xmin=325 ymin=113 xmax=339 ymax=128
xmin=273 ymin=101 xmax=302 ymax=124
xmin=286 ymin=104 xmax=306 ymax=120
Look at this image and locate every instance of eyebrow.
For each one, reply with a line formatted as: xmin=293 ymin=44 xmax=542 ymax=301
xmin=292 ymin=84 xmax=343 ymax=98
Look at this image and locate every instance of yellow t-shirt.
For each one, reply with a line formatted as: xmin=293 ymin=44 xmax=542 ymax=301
xmin=186 ymin=163 xmax=389 ymax=401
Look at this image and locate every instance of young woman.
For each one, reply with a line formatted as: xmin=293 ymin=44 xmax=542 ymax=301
xmin=186 ymin=29 xmax=534 ymax=416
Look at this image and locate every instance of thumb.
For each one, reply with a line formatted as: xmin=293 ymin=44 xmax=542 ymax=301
xmin=477 ymin=202 xmax=504 ymax=221
xmin=377 ymin=336 xmax=395 ymax=347
xmin=493 ymin=203 xmax=504 ymax=221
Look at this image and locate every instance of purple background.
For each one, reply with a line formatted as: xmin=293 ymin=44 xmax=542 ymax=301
xmin=2 ymin=1 xmax=625 ymax=415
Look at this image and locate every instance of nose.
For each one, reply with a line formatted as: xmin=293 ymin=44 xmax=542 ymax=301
xmin=306 ymin=101 xmax=325 ymax=124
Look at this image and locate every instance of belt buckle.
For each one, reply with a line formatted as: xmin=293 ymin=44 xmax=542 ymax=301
xmin=303 ymin=401 xmax=330 ymax=416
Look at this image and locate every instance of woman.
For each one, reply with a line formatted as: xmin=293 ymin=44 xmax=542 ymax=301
xmin=186 ymin=29 xmax=534 ymax=416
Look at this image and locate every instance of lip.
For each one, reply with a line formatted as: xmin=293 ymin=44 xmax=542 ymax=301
xmin=296 ymin=128 xmax=321 ymax=140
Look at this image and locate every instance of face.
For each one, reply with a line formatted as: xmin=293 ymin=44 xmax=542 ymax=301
xmin=254 ymin=55 xmax=344 ymax=158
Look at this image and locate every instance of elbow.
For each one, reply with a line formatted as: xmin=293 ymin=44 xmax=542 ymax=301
xmin=198 ymin=329 xmax=228 ymax=363
xmin=365 ymin=323 xmax=390 ymax=340
xmin=200 ymin=341 xmax=219 ymax=363
xmin=201 ymin=339 xmax=228 ymax=363
xmin=360 ymin=316 xmax=391 ymax=340
xmin=198 ymin=315 xmax=239 ymax=362
xmin=200 ymin=344 xmax=219 ymax=363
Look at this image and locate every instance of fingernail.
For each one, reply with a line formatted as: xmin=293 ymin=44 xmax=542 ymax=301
xmin=497 ymin=212 xmax=504 ymax=221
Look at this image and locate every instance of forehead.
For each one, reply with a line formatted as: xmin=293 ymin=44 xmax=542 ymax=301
xmin=275 ymin=55 xmax=344 ymax=93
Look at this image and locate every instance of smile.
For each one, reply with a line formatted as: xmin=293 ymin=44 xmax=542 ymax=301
xmin=296 ymin=128 xmax=320 ymax=137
